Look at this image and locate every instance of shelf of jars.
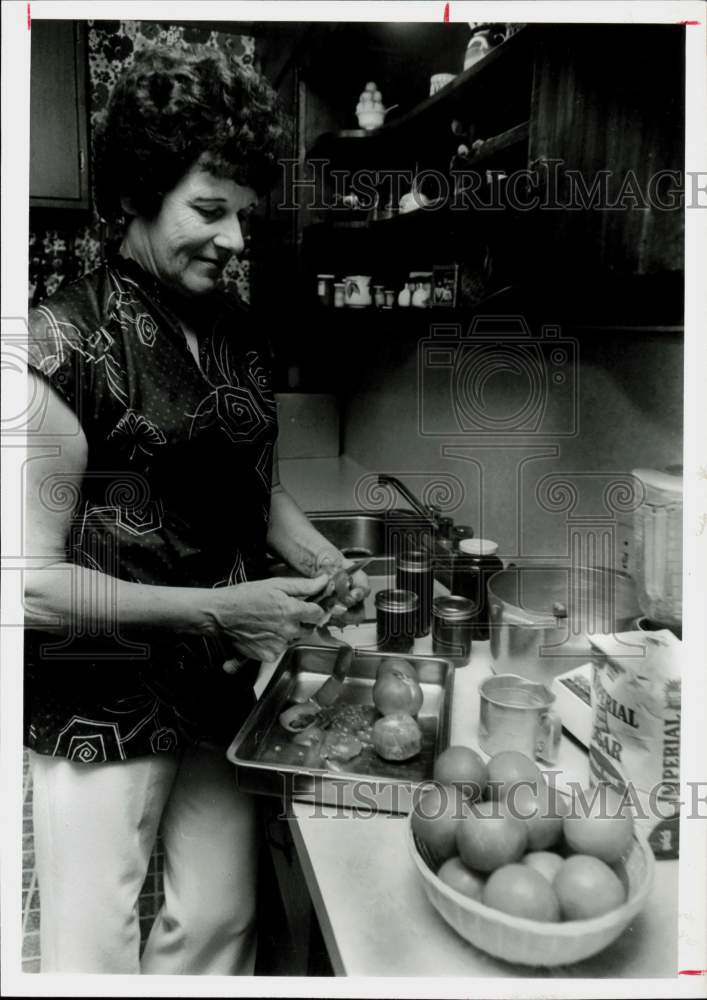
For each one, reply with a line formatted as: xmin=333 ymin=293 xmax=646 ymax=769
xmin=305 ymin=26 xmax=534 ymax=165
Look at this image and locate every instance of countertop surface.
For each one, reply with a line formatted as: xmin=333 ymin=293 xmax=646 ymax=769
xmin=251 ymin=460 xmax=679 ymax=979
xmin=254 ymin=625 xmax=678 ymax=980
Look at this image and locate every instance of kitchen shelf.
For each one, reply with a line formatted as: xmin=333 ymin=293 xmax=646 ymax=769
xmin=306 ymin=27 xmax=533 ymax=164
xmin=311 ymin=120 xmax=530 ymax=234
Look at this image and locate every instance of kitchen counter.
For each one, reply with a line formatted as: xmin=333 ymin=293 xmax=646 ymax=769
xmin=254 ymin=625 xmax=678 ymax=979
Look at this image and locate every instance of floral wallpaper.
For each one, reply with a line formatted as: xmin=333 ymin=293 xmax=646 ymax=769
xmin=29 ymin=20 xmax=256 ymax=305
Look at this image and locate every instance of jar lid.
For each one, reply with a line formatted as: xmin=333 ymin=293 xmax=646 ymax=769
xmin=397 ymin=548 xmax=432 ymax=570
xmin=316 ymin=273 xmax=336 ymax=279
xmin=433 ymin=595 xmax=474 ymax=621
xmin=459 ymin=538 xmax=499 ymax=556
xmin=375 ymin=588 xmax=419 ymax=613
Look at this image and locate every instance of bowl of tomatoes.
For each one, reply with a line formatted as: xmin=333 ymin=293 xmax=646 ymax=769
xmin=407 ymin=749 xmax=655 ymax=967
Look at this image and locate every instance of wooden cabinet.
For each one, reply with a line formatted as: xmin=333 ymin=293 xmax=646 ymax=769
xmin=30 ymin=21 xmax=90 ymax=211
xmin=289 ymin=24 xmax=684 ymax=328
xmin=527 ymin=24 xmax=684 ymax=279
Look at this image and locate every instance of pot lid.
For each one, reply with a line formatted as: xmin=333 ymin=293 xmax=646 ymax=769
xmin=487 ymin=566 xmax=641 ymax=623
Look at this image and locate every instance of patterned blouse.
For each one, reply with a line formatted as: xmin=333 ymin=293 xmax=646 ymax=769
xmin=24 ymin=255 xmax=278 ymax=762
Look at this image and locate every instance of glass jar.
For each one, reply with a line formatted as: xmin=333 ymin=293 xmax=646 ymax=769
xmin=375 ymin=589 xmax=419 ymax=653
xmin=316 ymin=273 xmax=335 ymax=307
xmin=632 ymin=467 xmax=683 ymax=627
xmin=432 ymin=595 xmax=474 ymax=666
xmin=396 ymin=548 xmax=433 ymax=637
xmin=451 ymin=538 xmax=503 ymax=640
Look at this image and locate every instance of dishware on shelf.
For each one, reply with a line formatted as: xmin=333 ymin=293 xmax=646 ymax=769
xmin=355 ymin=80 xmax=398 ymax=130
xmin=316 ymin=273 xmax=335 ymax=308
xmin=463 ymin=23 xmax=508 ymax=71
xmin=343 ymin=274 xmax=372 ymax=308
xmin=429 ymin=72 xmax=456 ymax=95
xmin=632 ymin=467 xmax=683 ymax=628
xmin=333 ymin=282 xmax=345 ymax=308
xmin=407 ymin=820 xmax=655 ymax=967
xmin=478 ymin=673 xmax=562 ymax=764
xmin=411 ymin=272 xmax=433 ymax=308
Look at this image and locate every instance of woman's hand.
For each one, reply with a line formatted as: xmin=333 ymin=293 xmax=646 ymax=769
xmin=210 ymin=574 xmax=331 ymax=664
xmin=316 ymin=555 xmax=371 ymax=626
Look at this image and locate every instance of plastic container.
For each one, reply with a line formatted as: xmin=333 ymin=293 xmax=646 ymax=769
xmin=451 ymin=538 xmax=503 ymax=640
xmin=432 ymin=595 xmax=474 ymax=665
xmin=396 ymin=548 xmax=434 ymax=637
xmin=375 ymin=589 xmax=418 ymax=653
xmin=632 ymin=468 xmax=683 ymax=627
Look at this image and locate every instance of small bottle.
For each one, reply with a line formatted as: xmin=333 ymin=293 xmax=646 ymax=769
xmin=451 ymin=538 xmax=503 ymax=640
xmin=316 ymin=274 xmax=335 ymax=307
xmin=333 ymin=282 xmax=346 ymax=308
xmin=373 ymin=284 xmax=385 ymax=308
xmin=396 ymin=548 xmax=433 ymax=637
xmin=432 ymin=595 xmax=474 ymax=666
xmin=375 ymin=589 xmax=419 ymax=653
xmin=398 ymin=275 xmax=414 ymax=307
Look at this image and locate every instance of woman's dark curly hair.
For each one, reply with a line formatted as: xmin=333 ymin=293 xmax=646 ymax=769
xmin=94 ymin=44 xmax=291 ymax=221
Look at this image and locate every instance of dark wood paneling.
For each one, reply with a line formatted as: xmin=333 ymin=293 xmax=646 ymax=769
xmin=528 ymin=24 xmax=684 ymax=277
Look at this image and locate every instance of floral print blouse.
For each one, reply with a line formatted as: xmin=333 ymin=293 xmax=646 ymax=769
xmin=24 ymin=256 xmax=278 ymax=762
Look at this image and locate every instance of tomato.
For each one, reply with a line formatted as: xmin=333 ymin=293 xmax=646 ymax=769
xmin=437 ymin=857 xmax=485 ymax=900
xmin=563 ymin=785 xmax=634 ymax=863
xmin=373 ymin=671 xmax=423 ymax=716
xmin=411 ymin=785 xmax=469 ymax=864
xmin=455 ymin=801 xmax=528 ymax=873
xmin=483 ymin=863 xmax=561 ymax=922
xmin=486 ymin=751 xmax=544 ymax=801
xmin=521 ymin=850 xmax=565 ymax=884
xmin=553 ymin=854 xmax=626 ymax=920
xmin=377 ymin=657 xmax=419 ymax=682
xmin=433 ymin=746 xmax=488 ymax=802
xmin=372 ymin=712 xmax=422 ymax=761
xmin=503 ymin=781 xmax=567 ymax=850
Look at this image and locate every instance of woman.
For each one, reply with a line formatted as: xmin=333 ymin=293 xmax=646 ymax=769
xmin=24 ymin=45 xmax=368 ymax=975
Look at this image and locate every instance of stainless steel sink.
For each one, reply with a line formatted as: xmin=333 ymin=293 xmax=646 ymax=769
xmin=307 ymin=512 xmax=387 ymax=558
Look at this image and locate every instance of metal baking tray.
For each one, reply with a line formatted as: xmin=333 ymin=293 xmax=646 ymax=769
xmin=226 ymin=644 xmax=454 ymax=814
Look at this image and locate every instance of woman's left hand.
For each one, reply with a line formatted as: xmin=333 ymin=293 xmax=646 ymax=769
xmin=316 ymin=556 xmax=371 ymax=626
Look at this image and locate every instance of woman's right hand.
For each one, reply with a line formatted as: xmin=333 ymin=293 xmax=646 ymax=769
xmin=210 ymin=574 xmax=331 ymax=664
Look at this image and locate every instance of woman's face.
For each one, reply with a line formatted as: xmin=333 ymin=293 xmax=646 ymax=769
xmin=125 ymin=165 xmax=258 ymax=297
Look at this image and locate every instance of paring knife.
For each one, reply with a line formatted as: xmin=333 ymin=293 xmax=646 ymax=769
xmin=311 ymin=640 xmax=354 ymax=707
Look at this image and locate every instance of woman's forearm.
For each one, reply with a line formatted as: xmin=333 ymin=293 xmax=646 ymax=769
xmin=24 ymin=563 xmax=220 ymax=637
xmin=267 ymin=486 xmax=344 ymax=577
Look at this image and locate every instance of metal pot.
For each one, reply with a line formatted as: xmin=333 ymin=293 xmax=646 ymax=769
xmin=487 ymin=565 xmax=641 ymax=682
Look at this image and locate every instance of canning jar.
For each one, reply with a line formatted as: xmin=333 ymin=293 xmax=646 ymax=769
xmin=432 ymin=595 xmax=474 ymax=666
xmin=396 ymin=548 xmax=433 ymax=637
xmin=451 ymin=538 xmax=503 ymax=640
xmin=375 ymin=589 xmax=419 ymax=653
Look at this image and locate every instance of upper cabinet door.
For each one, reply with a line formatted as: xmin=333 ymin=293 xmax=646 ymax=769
xmin=30 ymin=21 xmax=90 ymax=211
xmin=527 ymin=24 xmax=685 ymax=278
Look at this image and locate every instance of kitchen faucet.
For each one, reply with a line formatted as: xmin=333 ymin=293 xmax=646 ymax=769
xmin=376 ymin=474 xmax=448 ymax=535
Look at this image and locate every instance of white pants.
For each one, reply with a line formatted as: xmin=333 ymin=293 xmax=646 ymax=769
xmin=30 ymin=745 xmax=258 ymax=975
